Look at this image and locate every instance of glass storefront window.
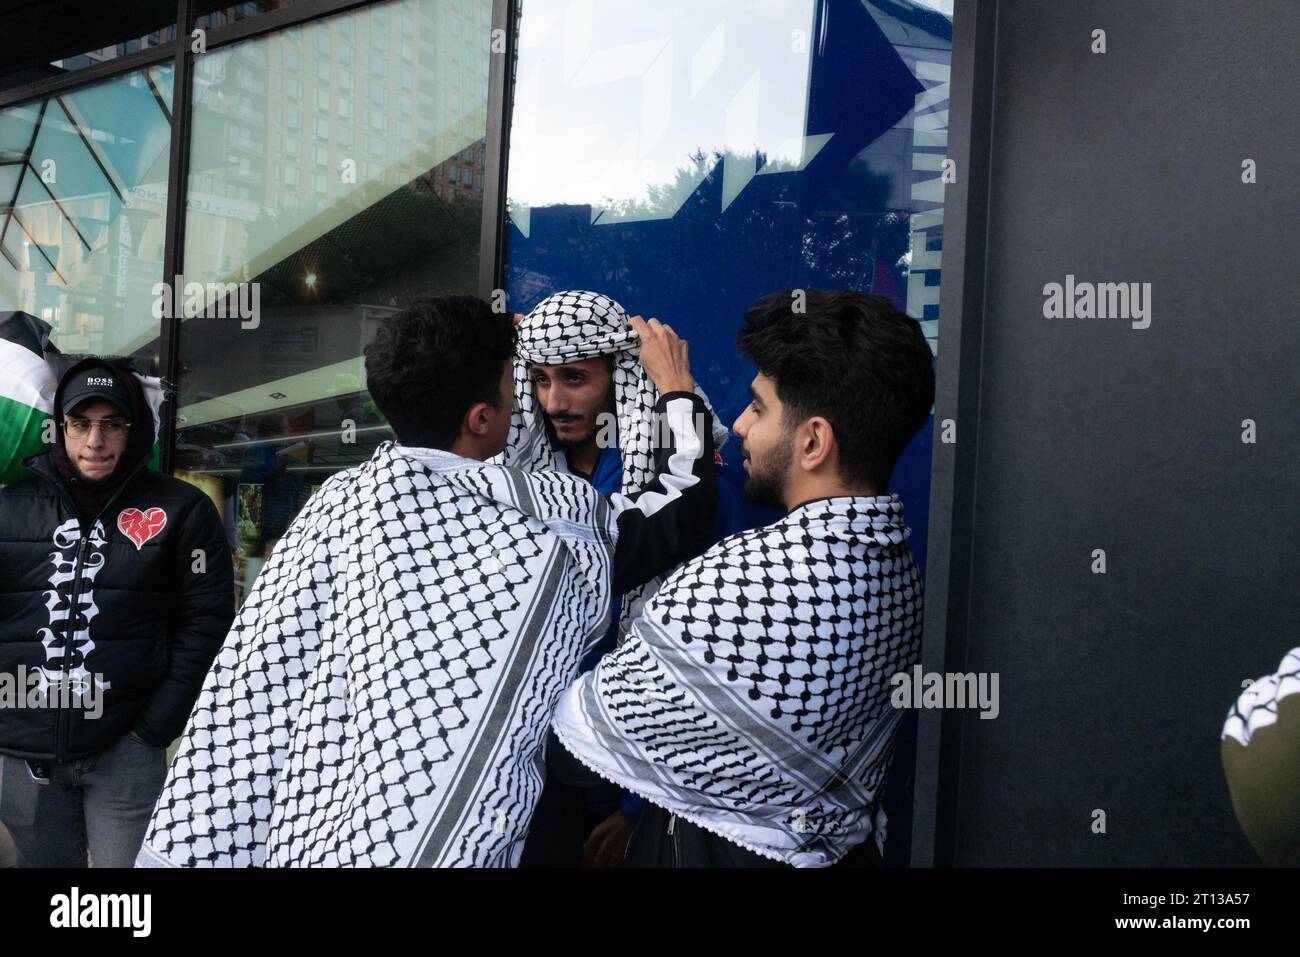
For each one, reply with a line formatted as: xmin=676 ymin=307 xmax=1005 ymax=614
xmin=173 ymin=0 xmax=495 ymax=603
xmin=504 ymin=0 xmax=952 ymax=866
xmin=0 ymin=64 xmax=175 ymax=365
xmin=505 ymin=0 xmax=950 ymax=570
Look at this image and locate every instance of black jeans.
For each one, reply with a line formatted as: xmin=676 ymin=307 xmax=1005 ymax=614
xmin=520 ymin=731 xmax=619 ymax=867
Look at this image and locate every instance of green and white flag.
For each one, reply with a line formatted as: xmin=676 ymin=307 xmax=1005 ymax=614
xmin=0 ymin=310 xmax=59 ymax=486
xmin=0 ymin=310 xmax=165 ymax=486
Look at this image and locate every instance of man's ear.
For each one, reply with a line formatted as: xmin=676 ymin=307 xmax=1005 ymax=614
xmin=463 ymin=401 xmax=494 ymax=437
xmin=797 ymin=416 xmax=836 ymax=473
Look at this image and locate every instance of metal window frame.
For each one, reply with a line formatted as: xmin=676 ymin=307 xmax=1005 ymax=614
xmin=154 ymin=0 xmax=198 ymax=473
xmin=0 ymin=0 xmax=516 ymax=475
xmin=908 ymin=0 xmax=999 ymax=868
xmin=0 ymin=0 xmax=392 ymax=111
xmin=479 ymin=0 xmax=515 ymax=302
xmin=0 ymin=44 xmax=177 ymax=112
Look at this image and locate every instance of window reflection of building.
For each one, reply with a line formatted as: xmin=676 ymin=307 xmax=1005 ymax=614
xmin=171 ymin=0 xmax=494 ymax=605
xmin=197 ymin=2 xmax=300 ymax=33
xmin=0 ymin=66 xmax=174 ymax=364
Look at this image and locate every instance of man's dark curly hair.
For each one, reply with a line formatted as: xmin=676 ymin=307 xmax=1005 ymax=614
xmin=364 ymin=296 xmax=517 ymax=449
xmin=736 ymin=289 xmax=935 ymax=490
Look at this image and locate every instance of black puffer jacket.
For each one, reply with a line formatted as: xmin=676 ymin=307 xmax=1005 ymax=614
xmin=0 ymin=358 xmax=234 ymax=761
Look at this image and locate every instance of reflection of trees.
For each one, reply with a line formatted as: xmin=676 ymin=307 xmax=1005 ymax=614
xmin=521 ymin=143 xmax=910 ymax=307
xmin=507 ymin=142 xmax=916 ymax=429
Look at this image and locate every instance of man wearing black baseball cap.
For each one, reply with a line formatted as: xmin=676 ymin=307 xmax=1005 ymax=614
xmin=0 ymin=356 xmax=234 ymax=867
xmin=57 ymin=364 xmax=140 ymax=487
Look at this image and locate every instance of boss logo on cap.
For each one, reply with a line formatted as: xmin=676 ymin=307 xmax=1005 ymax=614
xmin=86 ymin=376 xmax=115 ymax=387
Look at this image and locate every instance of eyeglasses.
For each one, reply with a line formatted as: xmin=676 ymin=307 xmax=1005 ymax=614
xmin=62 ymin=416 xmax=131 ymax=438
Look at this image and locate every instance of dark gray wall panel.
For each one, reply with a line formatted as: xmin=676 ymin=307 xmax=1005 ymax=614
xmin=923 ymin=0 xmax=1298 ymax=866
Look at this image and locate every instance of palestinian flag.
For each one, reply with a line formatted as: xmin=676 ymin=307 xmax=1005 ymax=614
xmin=0 ymin=309 xmax=166 ymax=486
xmin=0 ymin=310 xmax=59 ymax=486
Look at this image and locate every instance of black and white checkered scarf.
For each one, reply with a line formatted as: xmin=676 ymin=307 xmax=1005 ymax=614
xmin=139 ymin=442 xmax=618 ymax=867
xmin=499 ymin=290 xmax=729 ymax=636
xmin=552 ymin=496 xmax=924 ymax=866
xmin=1223 ymin=646 xmax=1300 ymax=746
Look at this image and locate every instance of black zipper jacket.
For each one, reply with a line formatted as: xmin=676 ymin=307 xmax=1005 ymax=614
xmin=0 ymin=359 xmax=234 ymax=760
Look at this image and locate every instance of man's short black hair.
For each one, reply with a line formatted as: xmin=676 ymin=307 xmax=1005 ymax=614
xmin=364 ymin=296 xmax=517 ymax=449
xmin=736 ymin=289 xmax=935 ymax=490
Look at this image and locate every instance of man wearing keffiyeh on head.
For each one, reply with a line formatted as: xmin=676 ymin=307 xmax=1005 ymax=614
xmin=553 ymin=289 xmax=935 ymax=867
xmin=502 ymin=290 xmax=747 ymax=867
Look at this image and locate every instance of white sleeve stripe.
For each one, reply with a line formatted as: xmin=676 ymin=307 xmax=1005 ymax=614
xmin=607 ymin=396 xmax=704 ymax=520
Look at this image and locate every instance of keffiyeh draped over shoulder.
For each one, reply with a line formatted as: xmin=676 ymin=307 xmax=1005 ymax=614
xmin=139 ymin=441 xmax=619 ymax=868
xmin=498 ymin=290 xmax=729 ymax=635
xmin=552 ymin=496 xmax=924 ymax=867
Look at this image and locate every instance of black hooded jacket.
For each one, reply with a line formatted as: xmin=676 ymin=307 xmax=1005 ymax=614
xmin=0 ymin=357 xmax=234 ymax=760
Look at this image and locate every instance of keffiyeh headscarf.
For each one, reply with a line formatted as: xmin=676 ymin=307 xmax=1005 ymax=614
xmin=1223 ymin=647 xmax=1300 ymax=746
xmin=500 ymin=290 xmax=729 ymax=635
xmin=139 ymin=442 xmax=618 ymax=868
xmin=552 ymin=496 xmax=924 ymax=867
xmin=1221 ymin=646 xmax=1300 ymax=866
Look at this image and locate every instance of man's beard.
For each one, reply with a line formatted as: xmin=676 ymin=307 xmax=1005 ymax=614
xmin=548 ymin=413 xmax=599 ymax=449
xmin=742 ymin=438 xmax=792 ymax=510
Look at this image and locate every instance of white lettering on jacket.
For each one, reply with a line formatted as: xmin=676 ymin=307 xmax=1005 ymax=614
xmin=37 ymin=518 xmax=112 ymax=696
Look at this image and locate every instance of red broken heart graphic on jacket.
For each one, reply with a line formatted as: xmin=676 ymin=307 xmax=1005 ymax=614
xmin=117 ymin=507 xmax=168 ymax=550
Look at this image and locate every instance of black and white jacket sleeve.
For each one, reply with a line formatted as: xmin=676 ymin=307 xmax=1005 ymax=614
xmin=607 ymin=391 xmax=717 ymax=596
